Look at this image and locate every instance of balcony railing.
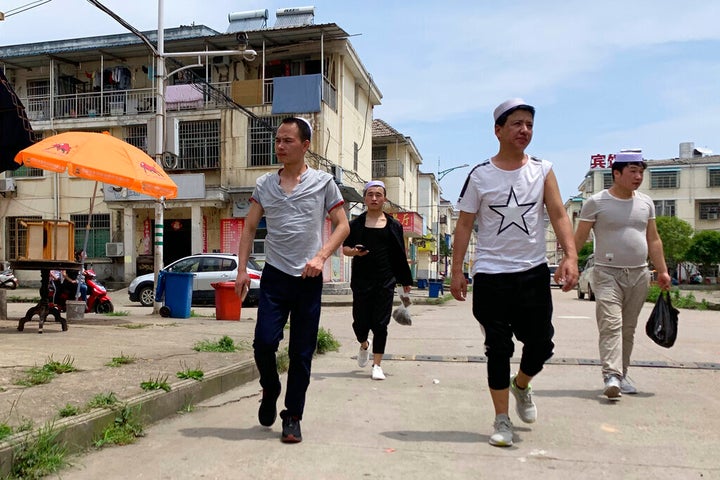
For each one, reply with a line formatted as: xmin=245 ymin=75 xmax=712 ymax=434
xmin=21 ymin=83 xmax=233 ymax=122
xmin=21 ymin=75 xmax=336 ymax=122
xmin=373 ymin=160 xmax=405 ymax=178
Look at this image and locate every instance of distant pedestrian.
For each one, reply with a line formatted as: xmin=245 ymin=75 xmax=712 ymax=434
xmin=234 ymin=117 xmax=350 ymax=443
xmin=450 ymin=98 xmax=579 ymax=447
xmin=343 ymin=180 xmax=413 ymax=380
xmin=574 ymin=150 xmax=671 ymax=399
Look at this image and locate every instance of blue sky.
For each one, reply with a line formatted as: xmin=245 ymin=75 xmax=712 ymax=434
xmin=3 ymin=0 xmax=719 ymax=206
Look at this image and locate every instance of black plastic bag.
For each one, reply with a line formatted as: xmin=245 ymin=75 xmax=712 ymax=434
xmin=645 ymin=290 xmax=679 ymax=348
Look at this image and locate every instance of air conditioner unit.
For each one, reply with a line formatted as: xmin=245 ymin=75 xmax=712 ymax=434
xmin=331 ymin=165 xmax=343 ymax=184
xmin=105 ymin=242 xmax=124 ymax=257
xmin=708 ymin=213 xmax=718 ymax=220
xmin=0 ymin=178 xmax=16 ymax=192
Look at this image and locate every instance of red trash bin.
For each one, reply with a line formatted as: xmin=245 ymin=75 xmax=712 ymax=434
xmin=211 ymin=282 xmax=241 ymax=321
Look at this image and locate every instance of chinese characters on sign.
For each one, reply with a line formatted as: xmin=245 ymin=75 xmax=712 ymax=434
xmin=390 ymin=212 xmax=423 ymax=236
xmin=590 ymin=154 xmax=617 ymax=169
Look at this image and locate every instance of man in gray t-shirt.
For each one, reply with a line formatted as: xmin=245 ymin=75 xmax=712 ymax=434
xmin=575 ymin=151 xmax=671 ymax=400
xmin=235 ymin=117 xmax=349 ymax=443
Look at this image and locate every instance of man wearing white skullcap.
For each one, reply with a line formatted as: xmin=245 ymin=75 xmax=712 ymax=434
xmin=574 ymin=150 xmax=670 ymax=400
xmin=451 ymin=98 xmax=579 ymax=447
xmin=343 ymin=180 xmax=413 ymax=381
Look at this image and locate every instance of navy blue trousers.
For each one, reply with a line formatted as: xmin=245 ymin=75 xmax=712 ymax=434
xmin=254 ymin=263 xmax=322 ymax=420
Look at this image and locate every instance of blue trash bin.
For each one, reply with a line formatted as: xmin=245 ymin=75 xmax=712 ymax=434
xmin=417 ymin=279 xmax=428 ymax=289
xmin=157 ymin=271 xmax=193 ymax=318
xmin=428 ymin=280 xmax=443 ymax=298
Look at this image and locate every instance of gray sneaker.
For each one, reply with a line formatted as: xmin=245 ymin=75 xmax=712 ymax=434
xmin=603 ymin=375 xmax=622 ymax=399
xmin=489 ymin=414 xmax=513 ymax=447
xmin=620 ymin=376 xmax=638 ymax=395
xmin=510 ymin=374 xmax=537 ymax=423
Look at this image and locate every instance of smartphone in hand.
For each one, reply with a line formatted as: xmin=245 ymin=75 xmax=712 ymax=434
xmin=355 ymin=245 xmax=368 ymax=252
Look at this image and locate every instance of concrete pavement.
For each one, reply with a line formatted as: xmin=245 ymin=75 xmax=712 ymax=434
xmin=11 ymin=287 xmax=714 ymax=479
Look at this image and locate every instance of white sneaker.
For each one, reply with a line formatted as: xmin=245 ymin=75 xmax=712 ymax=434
xmin=620 ymin=376 xmax=637 ymax=395
xmin=357 ymin=340 xmax=371 ymax=368
xmin=489 ymin=414 xmax=513 ymax=447
xmin=371 ymin=364 xmax=385 ymax=380
xmin=603 ymin=375 xmax=622 ymax=399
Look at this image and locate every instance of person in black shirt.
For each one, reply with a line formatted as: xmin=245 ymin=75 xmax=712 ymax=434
xmin=343 ymin=180 xmax=413 ymax=380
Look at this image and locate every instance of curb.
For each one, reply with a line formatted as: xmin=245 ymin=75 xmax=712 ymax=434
xmin=0 ymin=359 xmax=258 ymax=477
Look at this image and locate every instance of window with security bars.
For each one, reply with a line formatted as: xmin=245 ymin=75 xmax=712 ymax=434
xmin=26 ymin=79 xmax=49 ymax=121
xmin=249 ymin=116 xmax=283 ymax=167
xmin=708 ymin=168 xmax=720 ymax=187
xmin=653 ymin=200 xmax=676 ymax=217
xmin=650 ymin=171 xmax=678 ymax=189
xmin=5 ymin=216 xmax=42 ymax=259
xmin=71 ymin=214 xmax=111 ymax=258
xmin=174 ymin=120 xmax=220 ymax=170
xmin=8 ymin=130 xmax=44 ymax=178
xmin=699 ymin=202 xmax=720 ymax=220
xmin=124 ymin=124 xmax=147 ymax=152
xmin=603 ymin=172 xmax=613 ymax=189
xmin=372 ymin=146 xmax=388 ymax=178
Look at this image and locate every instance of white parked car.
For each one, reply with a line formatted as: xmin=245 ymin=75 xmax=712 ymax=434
xmin=577 ymin=254 xmax=595 ymax=301
xmin=128 ymin=253 xmax=262 ymax=307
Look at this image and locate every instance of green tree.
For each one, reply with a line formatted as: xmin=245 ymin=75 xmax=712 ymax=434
xmin=655 ymin=216 xmax=693 ymax=274
xmin=685 ymin=230 xmax=720 ymax=277
xmin=578 ymin=242 xmax=594 ymax=270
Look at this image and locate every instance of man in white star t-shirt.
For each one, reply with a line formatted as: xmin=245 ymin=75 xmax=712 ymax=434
xmin=450 ymin=98 xmax=578 ymax=447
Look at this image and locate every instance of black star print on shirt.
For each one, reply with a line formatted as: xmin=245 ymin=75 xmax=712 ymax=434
xmin=488 ymin=186 xmax=536 ymax=235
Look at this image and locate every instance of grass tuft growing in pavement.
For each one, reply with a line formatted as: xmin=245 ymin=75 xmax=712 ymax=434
xmin=10 ymin=422 xmax=68 ymax=479
xmin=94 ymin=405 xmax=144 ymax=448
xmin=105 ymin=352 xmax=136 ymax=367
xmin=140 ymin=375 xmax=171 ymax=392
xmin=14 ymin=356 xmax=77 ymax=387
xmin=86 ymin=392 xmax=120 ymax=410
xmin=316 ymin=327 xmax=340 ymax=354
xmin=193 ymin=335 xmax=238 ymax=352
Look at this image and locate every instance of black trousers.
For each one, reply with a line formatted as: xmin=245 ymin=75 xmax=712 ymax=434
xmin=351 ymin=284 xmax=394 ymax=354
xmin=472 ymin=263 xmax=554 ymax=390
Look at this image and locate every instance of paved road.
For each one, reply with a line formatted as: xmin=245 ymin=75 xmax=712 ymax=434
xmin=53 ymin=289 xmax=720 ymax=480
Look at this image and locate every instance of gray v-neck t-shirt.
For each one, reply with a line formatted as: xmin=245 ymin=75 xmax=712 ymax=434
xmin=251 ymin=167 xmax=344 ymax=276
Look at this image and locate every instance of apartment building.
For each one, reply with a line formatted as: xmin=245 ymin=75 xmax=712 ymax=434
xmin=0 ymin=7 xmax=381 ymax=286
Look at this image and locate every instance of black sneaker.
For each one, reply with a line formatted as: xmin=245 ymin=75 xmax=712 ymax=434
xmin=281 ymin=414 xmax=302 ymax=443
xmin=258 ymin=388 xmax=280 ymax=427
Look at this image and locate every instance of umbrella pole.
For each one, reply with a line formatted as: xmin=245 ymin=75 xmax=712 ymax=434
xmin=77 ymin=181 xmax=98 ymax=299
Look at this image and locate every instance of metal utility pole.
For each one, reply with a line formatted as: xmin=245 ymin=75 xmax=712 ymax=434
xmin=152 ymin=0 xmax=166 ymax=314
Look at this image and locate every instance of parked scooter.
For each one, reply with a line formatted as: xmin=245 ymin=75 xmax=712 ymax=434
xmin=0 ymin=267 xmax=18 ymax=290
xmin=48 ymin=269 xmax=114 ymax=314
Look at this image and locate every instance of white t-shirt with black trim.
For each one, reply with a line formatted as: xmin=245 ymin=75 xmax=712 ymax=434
xmin=457 ymin=156 xmax=551 ymax=275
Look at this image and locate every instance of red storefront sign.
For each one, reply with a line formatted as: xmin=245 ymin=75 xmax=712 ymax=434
xmin=390 ymin=212 xmax=423 ymax=236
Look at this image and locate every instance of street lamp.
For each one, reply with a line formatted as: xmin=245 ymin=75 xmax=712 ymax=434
xmin=0 ymin=0 xmax=51 ymax=20
xmin=438 ymin=164 xmax=469 ymax=181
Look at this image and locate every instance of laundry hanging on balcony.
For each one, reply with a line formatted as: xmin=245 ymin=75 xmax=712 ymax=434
xmin=165 ymin=84 xmax=204 ymax=110
xmin=271 ymin=74 xmax=322 ymax=114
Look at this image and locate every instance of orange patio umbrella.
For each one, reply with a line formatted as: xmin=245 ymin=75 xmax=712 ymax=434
xmin=14 ymin=131 xmax=177 ymax=199
xmin=14 ymin=131 xmax=178 ymax=278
